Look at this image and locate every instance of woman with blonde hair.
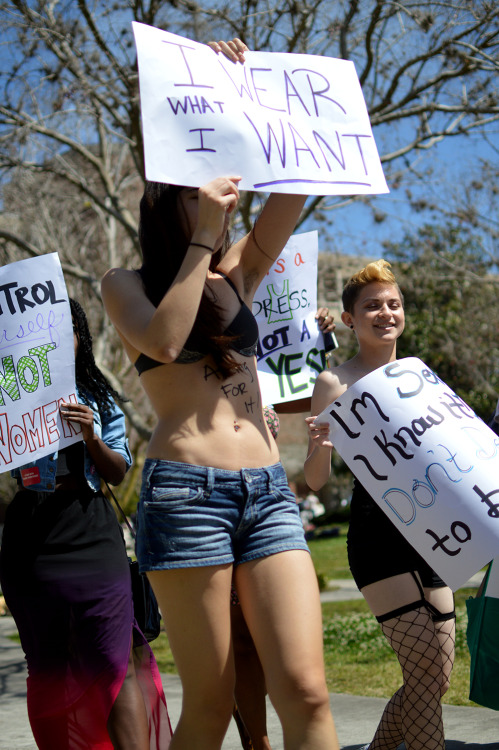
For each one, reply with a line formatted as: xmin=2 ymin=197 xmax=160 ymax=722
xmin=305 ymin=259 xmax=455 ymax=750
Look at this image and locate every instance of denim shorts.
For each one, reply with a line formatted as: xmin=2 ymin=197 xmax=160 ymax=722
xmin=136 ymin=459 xmax=309 ymax=571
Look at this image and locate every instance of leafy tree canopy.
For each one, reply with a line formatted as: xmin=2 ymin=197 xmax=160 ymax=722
xmin=0 ymin=0 xmax=497 ymax=461
xmin=386 ymin=223 xmax=499 ymax=418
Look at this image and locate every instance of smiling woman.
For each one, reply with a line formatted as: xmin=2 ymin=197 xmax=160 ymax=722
xmin=305 ymin=259 xmax=456 ymax=750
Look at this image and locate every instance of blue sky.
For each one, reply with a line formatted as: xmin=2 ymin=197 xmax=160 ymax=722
xmin=305 ymin=126 xmax=498 ymax=260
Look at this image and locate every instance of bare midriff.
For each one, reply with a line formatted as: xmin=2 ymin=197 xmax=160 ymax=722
xmin=139 ymin=353 xmax=280 ymax=470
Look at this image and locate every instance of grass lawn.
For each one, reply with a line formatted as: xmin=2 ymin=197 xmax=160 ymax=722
xmin=150 ymin=523 xmax=481 ymax=707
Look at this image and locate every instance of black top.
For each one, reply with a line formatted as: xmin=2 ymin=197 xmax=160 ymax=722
xmin=134 ymin=271 xmax=259 ymax=375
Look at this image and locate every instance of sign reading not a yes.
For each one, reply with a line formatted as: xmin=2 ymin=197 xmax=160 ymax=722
xmin=132 ymin=23 xmax=389 ymax=196
xmin=254 ymin=231 xmax=325 ymax=405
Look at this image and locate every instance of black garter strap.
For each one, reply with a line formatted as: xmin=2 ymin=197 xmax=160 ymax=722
xmin=376 ymin=599 xmax=426 ymax=623
xmin=376 ymin=572 xmax=456 ymax=624
xmin=427 ymin=606 xmax=456 ymax=623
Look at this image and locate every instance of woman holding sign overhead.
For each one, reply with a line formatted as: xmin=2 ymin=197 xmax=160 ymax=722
xmin=102 ymin=36 xmax=338 ymax=750
xmin=305 ymin=260 xmax=455 ymax=750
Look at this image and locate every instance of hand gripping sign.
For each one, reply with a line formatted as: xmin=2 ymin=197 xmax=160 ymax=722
xmin=254 ymin=231 xmax=326 ymax=405
xmin=0 ymin=253 xmax=80 ymax=473
xmin=132 ymin=23 xmax=388 ymax=196
xmin=317 ymin=357 xmax=499 ymax=591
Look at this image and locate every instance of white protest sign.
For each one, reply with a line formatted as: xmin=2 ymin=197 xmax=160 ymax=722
xmin=132 ymin=22 xmax=388 ymax=196
xmin=317 ymin=357 xmax=499 ymax=591
xmin=0 ymin=253 xmax=81 ymax=473
xmin=254 ymin=231 xmax=326 ymax=405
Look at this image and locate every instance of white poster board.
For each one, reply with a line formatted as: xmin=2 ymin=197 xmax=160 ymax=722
xmin=132 ymin=23 xmax=388 ymax=196
xmin=317 ymin=357 xmax=499 ymax=591
xmin=254 ymin=231 xmax=326 ymax=405
xmin=0 ymin=253 xmax=80 ymax=473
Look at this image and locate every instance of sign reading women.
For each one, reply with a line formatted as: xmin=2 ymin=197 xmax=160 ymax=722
xmin=0 ymin=254 xmax=79 ymax=472
xmin=132 ymin=23 xmax=388 ymax=196
xmin=317 ymin=357 xmax=499 ymax=590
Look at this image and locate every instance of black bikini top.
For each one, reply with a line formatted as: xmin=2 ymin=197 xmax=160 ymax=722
xmin=134 ymin=271 xmax=259 ymax=375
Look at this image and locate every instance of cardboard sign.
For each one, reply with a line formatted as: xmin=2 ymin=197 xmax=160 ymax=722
xmin=0 ymin=253 xmax=80 ymax=473
xmin=317 ymin=357 xmax=499 ymax=590
xmin=254 ymin=231 xmax=326 ymax=404
xmin=132 ymin=23 xmax=388 ymax=196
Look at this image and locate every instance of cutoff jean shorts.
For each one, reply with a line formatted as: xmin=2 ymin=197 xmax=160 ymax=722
xmin=136 ymin=459 xmax=309 ymax=572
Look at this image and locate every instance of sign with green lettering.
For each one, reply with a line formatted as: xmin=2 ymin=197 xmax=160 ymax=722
xmin=254 ymin=231 xmax=326 ymax=404
xmin=0 ymin=253 xmax=79 ymax=472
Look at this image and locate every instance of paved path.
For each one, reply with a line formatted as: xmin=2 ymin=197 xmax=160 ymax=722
xmin=321 ymin=571 xmax=484 ymax=603
xmin=1 ymin=610 xmax=498 ymax=749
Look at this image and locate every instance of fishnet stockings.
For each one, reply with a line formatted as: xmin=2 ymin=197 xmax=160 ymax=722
xmin=367 ymin=607 xmax=455 ymax=750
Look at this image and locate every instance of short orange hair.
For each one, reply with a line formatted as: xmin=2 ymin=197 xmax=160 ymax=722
xmin=342 ymin=259 xmax=402 ymax=313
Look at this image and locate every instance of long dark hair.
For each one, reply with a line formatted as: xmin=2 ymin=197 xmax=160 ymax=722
xmin=137 ymin=181 xmax=241 ymax=378
xmin=70 ymin=298 xmax=121 ymax=415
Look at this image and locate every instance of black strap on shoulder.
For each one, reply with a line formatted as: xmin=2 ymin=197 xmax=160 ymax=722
xmin=214 ymin=270 xmax=244 ymax=305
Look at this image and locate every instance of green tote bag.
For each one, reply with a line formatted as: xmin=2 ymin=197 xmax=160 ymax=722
xmin=466 ymin=561 xmax=499 ymax=711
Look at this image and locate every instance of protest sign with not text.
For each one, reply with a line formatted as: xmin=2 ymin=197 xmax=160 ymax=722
xmin=317 ymin=357 xmax=499 ymax=590
xmin=0 ymin=253 xmax=80 ymax=473
xmin=254 ymin=231 xmax=327 ymax=405
xmin=132 ymin=23 xmax=388 ymax=196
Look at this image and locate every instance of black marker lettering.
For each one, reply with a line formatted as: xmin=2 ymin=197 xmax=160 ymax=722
xmin=373 ymin=428 xmax=414 ymax=465
xmin=352 ymin=453 xmax=388 ymax=481
xmin=351 ymin=392 xmax=390 ymax=425
xmin=203 ymin=364 xmax=222 ymax=381
xmin=473 ymin=483 xmax=499 ymax=518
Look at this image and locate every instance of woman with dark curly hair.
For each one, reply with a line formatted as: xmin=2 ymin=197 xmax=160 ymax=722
xmin=0 ymin=298 xmax=171 ymax=750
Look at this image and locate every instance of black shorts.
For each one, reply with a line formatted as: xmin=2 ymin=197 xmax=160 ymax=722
xmin=347 ymin=479 xmax=446 ymax=590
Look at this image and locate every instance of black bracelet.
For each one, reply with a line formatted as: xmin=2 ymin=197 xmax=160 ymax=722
xmin=189 ymin=241 xmax=213 ymax=253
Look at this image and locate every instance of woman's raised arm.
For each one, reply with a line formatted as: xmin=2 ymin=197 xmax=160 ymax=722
xmin=102 ymin=176 xmax=241 ymax=363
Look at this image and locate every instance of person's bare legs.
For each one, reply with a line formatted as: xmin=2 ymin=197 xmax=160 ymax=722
xmin=107 ymin=648 xmax=149 ymax=750
xmin=148 ymin=564 xmax=235 ymax=750
xmin=231 ymin=602 xmax=272 ymax=750
xmin=235 ymin=550 xmax=339 ymax=750
xmin=361 ymin=575 xmax=455 ymax=750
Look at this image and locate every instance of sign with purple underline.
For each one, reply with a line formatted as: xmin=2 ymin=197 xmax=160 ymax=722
xmin=132 ymin=23 xmax=388 ymax=196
